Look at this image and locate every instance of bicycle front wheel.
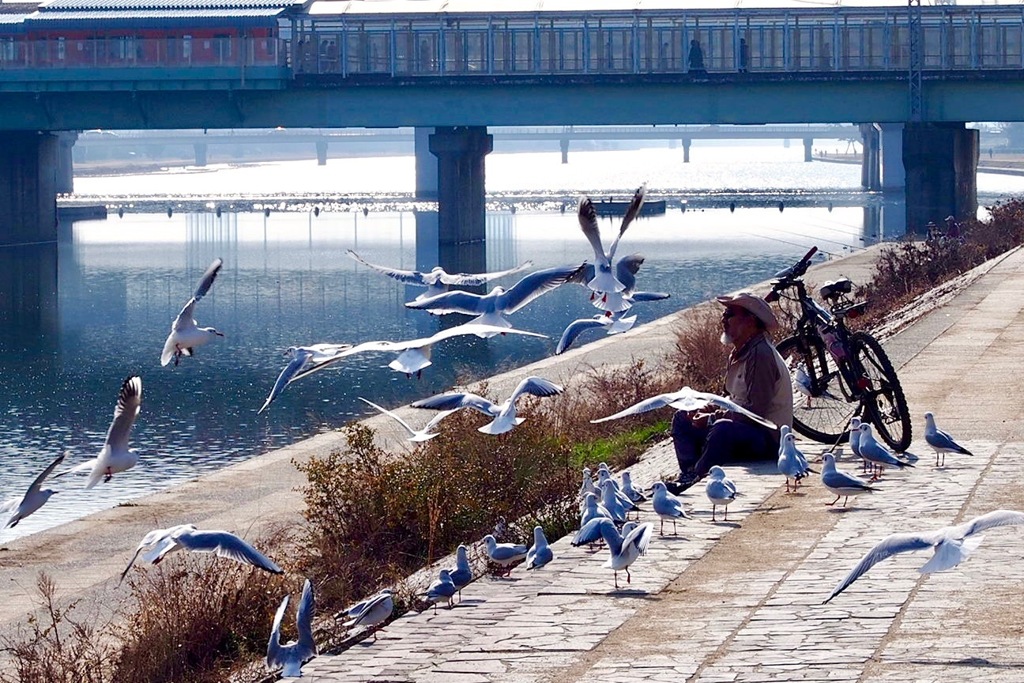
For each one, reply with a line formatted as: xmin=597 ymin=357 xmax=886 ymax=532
xmin=849 ymin=331 xmax=912 ymax=452
xmin=776 ymin=335 xmax=857 ymax=445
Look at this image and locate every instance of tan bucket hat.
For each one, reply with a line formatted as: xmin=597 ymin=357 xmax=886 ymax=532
xmin=716 ymin=291 xmax=779 ymax=331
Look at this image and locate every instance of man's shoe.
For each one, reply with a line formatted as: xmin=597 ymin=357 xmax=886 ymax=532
xmin=666 ymin=472 xmax=701 ymax=495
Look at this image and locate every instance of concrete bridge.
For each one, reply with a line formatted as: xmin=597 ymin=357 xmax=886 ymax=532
xmin=1 ymin=1 xmax=1020 ymax=249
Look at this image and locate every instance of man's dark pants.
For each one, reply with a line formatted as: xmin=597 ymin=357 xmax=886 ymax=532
xmin=671 ymin=412 xmax=778 ymax=477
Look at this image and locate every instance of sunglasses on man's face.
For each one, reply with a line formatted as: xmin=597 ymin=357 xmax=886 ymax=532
xmin=722 ymin=308 xmax=748 ymax=320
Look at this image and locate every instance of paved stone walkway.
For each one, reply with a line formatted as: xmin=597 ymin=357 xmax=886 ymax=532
xmin=302 ymin=246 xmax=1024 ymax=682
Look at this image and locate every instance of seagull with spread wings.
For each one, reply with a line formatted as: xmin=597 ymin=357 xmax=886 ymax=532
xmin=591 ymin=385 xmax=776 ymax=431
xmin=412 ymin=376 xmax=563 ymax=435
xmin=577 ymin=185 xmax=646 ymax=294
xmin=266 ymin=579 xmax=317 ymax=679
xmin=404 ymin=264 xmax=586 ymax=335
xmin=823 ymin=510 xmax=1024 ymax=604
xmin=347 ymin=249 xmax=533 ymax=302
xmin=58 ymin=376 xmax=143 ymax=489
xmin=357 ymin=397 xmax=459 ymax=442
xmin=1 ymin=452 xmax=65 ymax=530
xmin=161 ymin=258 xmax=224 ymax=367
xmin=120 ymin=524 xmax=283 ymax=582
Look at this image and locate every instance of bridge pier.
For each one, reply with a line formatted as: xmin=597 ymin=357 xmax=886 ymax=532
xmin=193 ymin=142 xmax=208 ymax=167
xmin=803 ymin=138 xmax=813 ymax=162
xmin=859 ymin=123 xmax=880 ymax=191
xmin=877 ymin=123 xmax=905 ymax=192
xmin=0 ymin=132 xmax=58 ymax=245
xmin=56 ymin=132 xmax=76 ymax=194
xmin=316 ymin=140 xmax=328 ymax=166
xmin=682 ymin=138 xmax=691 ymax=163
xmin=428 ymin=126 xmax=492 ymax=246
xmin=560 ymin=138 xmax=569 ymax=164
xmin=414 ymin=127 xmax=438 ymax=200
xmin=903 ymin=122 xmax=978 ymax=234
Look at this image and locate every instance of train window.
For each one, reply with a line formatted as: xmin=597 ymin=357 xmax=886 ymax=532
xmin=183 ymin=35 xmax=192 ymax=62
xmin=57 ymin=38 xmax=65 ymax=62
xmin=214 ymin=34 xmax=232 ymax=64
xmin=1 ymin=38 xmax=14 ymax=63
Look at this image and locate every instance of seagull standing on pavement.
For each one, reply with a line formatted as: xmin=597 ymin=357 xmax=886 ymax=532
xmin=620 ymin=471 xmax=647 ymax=503
xmin=346 ymin=249 xmax=533 ymax=303
xmin=821 ymin=452 xmax=875 ymax=507
xmin=924 ymin=412 xmax=973 ymax=467
xmin=525 ymin=526 xmax=554 ymax=570
xmin=448 ymin=545 xmax=473 ymax=600
xmin=651 ymin=481 xmax=692 ymax=535
xmin=412 ymin=376 xmax=563 ymax=435
xmin=266 ymin=579 xmax=316 ymax=679
xmin=340 ymin=588 xmax=393 ymax=639
xmin=1 ymin=452 xmax=65 ymax=530
xmin=858 ymin=423 xmax=913 ymax=480
xmin=823 ymin=510 xmax=1024 ymax=604
xmin=705 ymin=466 xmax=737 ymax=521
xmin=58 ymin=376 xmax=143 ymax=489
xmin=161 ymin=258 xmax=224 ymax=366
xmin=423 ymin=569 xmax=457 ymax=611
xmin=778 ymin=433 xmax=814 ymax=492
xmin=404 ymin=264 xmax=586 ymax=334
xmin=483 ymin=534 xmax=528 ymax=576
xmin=579 ymin=518 xmax=653 ymax=589
xmin=849 ymin=417 xmax=865 ymax=470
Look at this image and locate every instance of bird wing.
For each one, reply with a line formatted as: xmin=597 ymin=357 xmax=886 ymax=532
xmin=823 ymin=532 xmax=939 ymax=603
xmin=192 ymin=258 xmax=223 ymax=301
xmin=590 ymin=393 xmax=678 ymax=423
xmin=508 ymin=376 xmax=563 ymax=403
xmin=630 ymin=290 xmax=671 ymax=303
xmin=614 ymin=253 xmax=645 ymax=292
xmin=176 ymin=530 xmax=283 ymax=574
xmin=404 ymin=289 xmax=485 ymax=315
xmin=571 ymin=517 xmax=608 ymax=546
xmin=597 ymin=518 xmax=625 ymax=556
xmin=358 ymin=397 xmax=415 ymax=437
xmin=577 ymin=197 xmax=608 ymax=263
xmin=346 ymin=249 xmax=428 ymax=285
xmin=170 ymin=297 xmax=199 ymax=332
xmin=105 ymin=376 xmax=142 ymax=451
xmin=623 ymin=521 xmax=653 ymax=556
xmin=556 ymin=317 xmax=608 ymax=355
xmin=295 ymin=579 xmax=316 ymax=658
xmin=496 ymin=264 xmax=587 ymax=314
xmin=441 ymin=260 xmax=534 ymax=286
xmin=674 ymin=388 xmax=777 ymax=431
xmin=259 ymin=350 xmax=312 ymax=414
xmin=954 ymin=509 xmax=1024 ymax=538
xmin=422 ymin=409 xmax=460 ymax=433
xmin=931 ymin=428 xmax=973 ymax=455
xmin=266 ymin=594 xmax=289 ymax=666
xmin=25 ymin=452 xmax=66 ymax=497
xmin=428 ymin=322 xmax=547 ymax=344
xmin=823 ymin=468 xmax=873 ymax=490
xmin=412 ymin=392 xmax=498 ymax=416
xmin=607 ymin=185 xmax=646 ymax=261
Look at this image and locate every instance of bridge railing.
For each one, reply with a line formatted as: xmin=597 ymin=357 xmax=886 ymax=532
xmin=290 ymin=6 xmax=1024 ymax=78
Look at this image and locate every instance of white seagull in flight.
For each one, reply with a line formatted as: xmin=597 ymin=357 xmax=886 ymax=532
xmin=1 ymin=452 xmax=65 ymax=529
xmin=577 ymin=185 xmax=646 ymax=294
xmin=257 ymin=343 xmax=353 ymax=414
xmin=412 ymin=376 xmax=563 ymax=435
xmin=58 ymin=376 xmax=143 ymax=488
xmin=346 ymin=249 xmax=533 ymax=302
xmin=591 ymin=385 xmax=776 ymax=431
xmin=357 ymin=397 xmax=459 ymax=442
xmin=120 ymin=524 xmax=284 ymax=582
xmin=404 ymin=264 xmax=586 ymax=335
xmin=266 ymin=579 xmax=317 ymax=679
xmin=161 ymin=258 xmax=224 ymax=366
xmin=823 ymin=510 xmax=1024 ymax=604
xmin=571 ymin=253 xmax=670 ymax=314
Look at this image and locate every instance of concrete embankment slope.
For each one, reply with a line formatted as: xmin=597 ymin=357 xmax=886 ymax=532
xmin=0 ymin=247 xmax=885 ymax=636
xmin=300 ymin=245 xmax=1024 ymax=682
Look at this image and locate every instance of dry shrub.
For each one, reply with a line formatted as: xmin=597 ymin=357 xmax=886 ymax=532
xmin=294 ymin=412 xmax=575 ymax=618
xmin=669 ymin=306 xmax=731 ymax=390
xmin=112 ymin=558 xmax=290 ymax=683
xmin=0 ymin=573 xmax=114 ymax=683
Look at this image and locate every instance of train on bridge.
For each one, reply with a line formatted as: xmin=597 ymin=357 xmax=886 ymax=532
xmin=1 ymin=0 xmax=1024 ymax=81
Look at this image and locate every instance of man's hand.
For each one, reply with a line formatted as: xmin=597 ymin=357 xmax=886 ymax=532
xmin=689 ymin=409 xmax=728 ymax=429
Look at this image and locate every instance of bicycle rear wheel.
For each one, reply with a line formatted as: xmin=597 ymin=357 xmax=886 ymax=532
xmin=849 ymin=331 xmax=912 ymax=452
xmin=776 ymin=335 xmax=857 ymax=445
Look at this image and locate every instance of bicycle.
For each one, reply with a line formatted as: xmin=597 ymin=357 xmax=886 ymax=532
xmin=765 ymin=246 xmax=912 ymax=452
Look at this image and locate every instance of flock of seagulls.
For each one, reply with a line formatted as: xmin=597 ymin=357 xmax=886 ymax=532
xmin=3 ymin=191 xmax=1015 ymax=676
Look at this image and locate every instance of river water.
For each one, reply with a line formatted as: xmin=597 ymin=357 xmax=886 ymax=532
xmin=1 ymin=140 xmax=1021 ymax=541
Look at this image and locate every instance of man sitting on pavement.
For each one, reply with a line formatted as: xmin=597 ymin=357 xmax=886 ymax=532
xmin=667 ymin=292 xmax=793 ymax=494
